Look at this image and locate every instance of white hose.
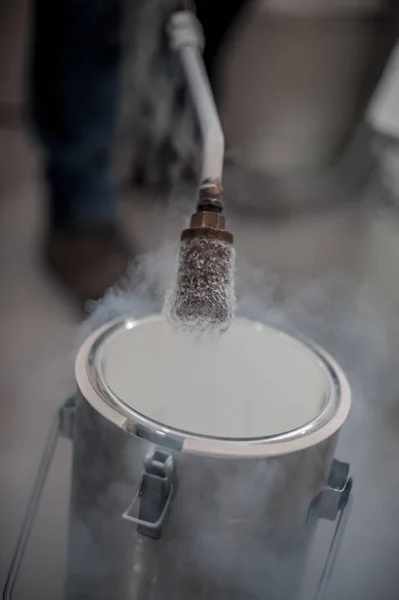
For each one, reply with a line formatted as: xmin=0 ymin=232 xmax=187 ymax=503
xmin=169 ymin=11 xmax=225 ymax=185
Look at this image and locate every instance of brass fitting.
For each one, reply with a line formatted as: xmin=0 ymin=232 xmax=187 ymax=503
xmin=185 ymin=178 xmax=232 ymax=241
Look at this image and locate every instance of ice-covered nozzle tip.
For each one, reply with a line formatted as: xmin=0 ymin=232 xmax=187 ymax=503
xmin=164 ymin=227 xmax=236 ymax=335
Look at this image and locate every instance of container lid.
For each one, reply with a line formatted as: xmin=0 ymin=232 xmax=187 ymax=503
xmin=77 ymin=315 xmax=350 ymax=458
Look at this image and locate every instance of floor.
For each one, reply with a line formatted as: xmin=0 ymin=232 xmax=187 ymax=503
xmin=1 ymin=2 xmax=399 ymax=600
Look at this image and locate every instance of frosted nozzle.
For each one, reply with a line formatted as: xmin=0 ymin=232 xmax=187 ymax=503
xmin=164 ymin=11 xmax=235 ymax=334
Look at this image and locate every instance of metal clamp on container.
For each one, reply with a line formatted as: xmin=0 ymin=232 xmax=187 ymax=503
xmin=122 ymin=449 xmax=175 ymax=539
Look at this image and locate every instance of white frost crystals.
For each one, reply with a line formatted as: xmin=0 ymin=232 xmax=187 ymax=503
xmin=163 ymin=233 xmax=236 ymax=336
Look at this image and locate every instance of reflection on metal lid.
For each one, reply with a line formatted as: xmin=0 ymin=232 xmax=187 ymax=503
xmin=86 ymin=315 xmax=341 ymax=445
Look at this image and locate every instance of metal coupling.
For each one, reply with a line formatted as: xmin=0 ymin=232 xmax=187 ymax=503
xmin=189 ymin=211 xmax=226 ymax=229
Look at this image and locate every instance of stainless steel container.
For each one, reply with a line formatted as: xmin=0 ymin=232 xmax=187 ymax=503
xmin=66 ymin=315 xmax=351 ymax=600
xmin=2 ymin=314 xmax=352 ymax=600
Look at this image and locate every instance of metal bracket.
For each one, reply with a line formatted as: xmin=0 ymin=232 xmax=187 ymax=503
xmin=308 ymin=459 xmax=352 ymax=524
xmin=59 ymin=396 xmax=77 ymax=440
xmin=134 ymin=423 xmax=183 ymax=452
xmin=308 ymin=459 xmax=353 ymax=600
xmin=122 ymin=449 xmax=175 ymax=539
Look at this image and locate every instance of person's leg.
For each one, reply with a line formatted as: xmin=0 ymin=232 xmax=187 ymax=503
xmin=31 ymin=0 xmax=122 ymax=228
xmin=31 ymin=0 xmax=129 ymax=303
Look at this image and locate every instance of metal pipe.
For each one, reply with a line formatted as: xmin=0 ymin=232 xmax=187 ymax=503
xmin=169 ymin=11 xmax=225 ymax=186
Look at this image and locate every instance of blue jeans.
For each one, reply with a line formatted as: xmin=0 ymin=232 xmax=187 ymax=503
xmin=30 ymin=0 xmax=248 ymax=230
xmin=31 ymin=0 xmax=122 ymax=229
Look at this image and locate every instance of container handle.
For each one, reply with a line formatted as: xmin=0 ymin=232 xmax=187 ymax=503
xmin=314 ymin=492 xmax=353 ymax=600
xmin=2 ymin=397 xmax=76 ymax=600
xmin=308 ymin=459 xmax=353 ymax=600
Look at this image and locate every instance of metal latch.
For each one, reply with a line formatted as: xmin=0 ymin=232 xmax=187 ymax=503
xmin=308 ymin=459 xmax=353 ymax=600
xmin=122 ymin=449 xmax=175 ymax=539
xmin=308 ymin=459 xmax=352 ymax=524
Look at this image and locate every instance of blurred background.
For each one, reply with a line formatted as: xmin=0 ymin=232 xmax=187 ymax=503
xmin=1 ymin=0 xmax=399 ymax=598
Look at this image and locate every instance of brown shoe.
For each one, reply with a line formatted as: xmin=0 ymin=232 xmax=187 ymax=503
xmin=44 ymin=225 xmax=131 ymax=307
